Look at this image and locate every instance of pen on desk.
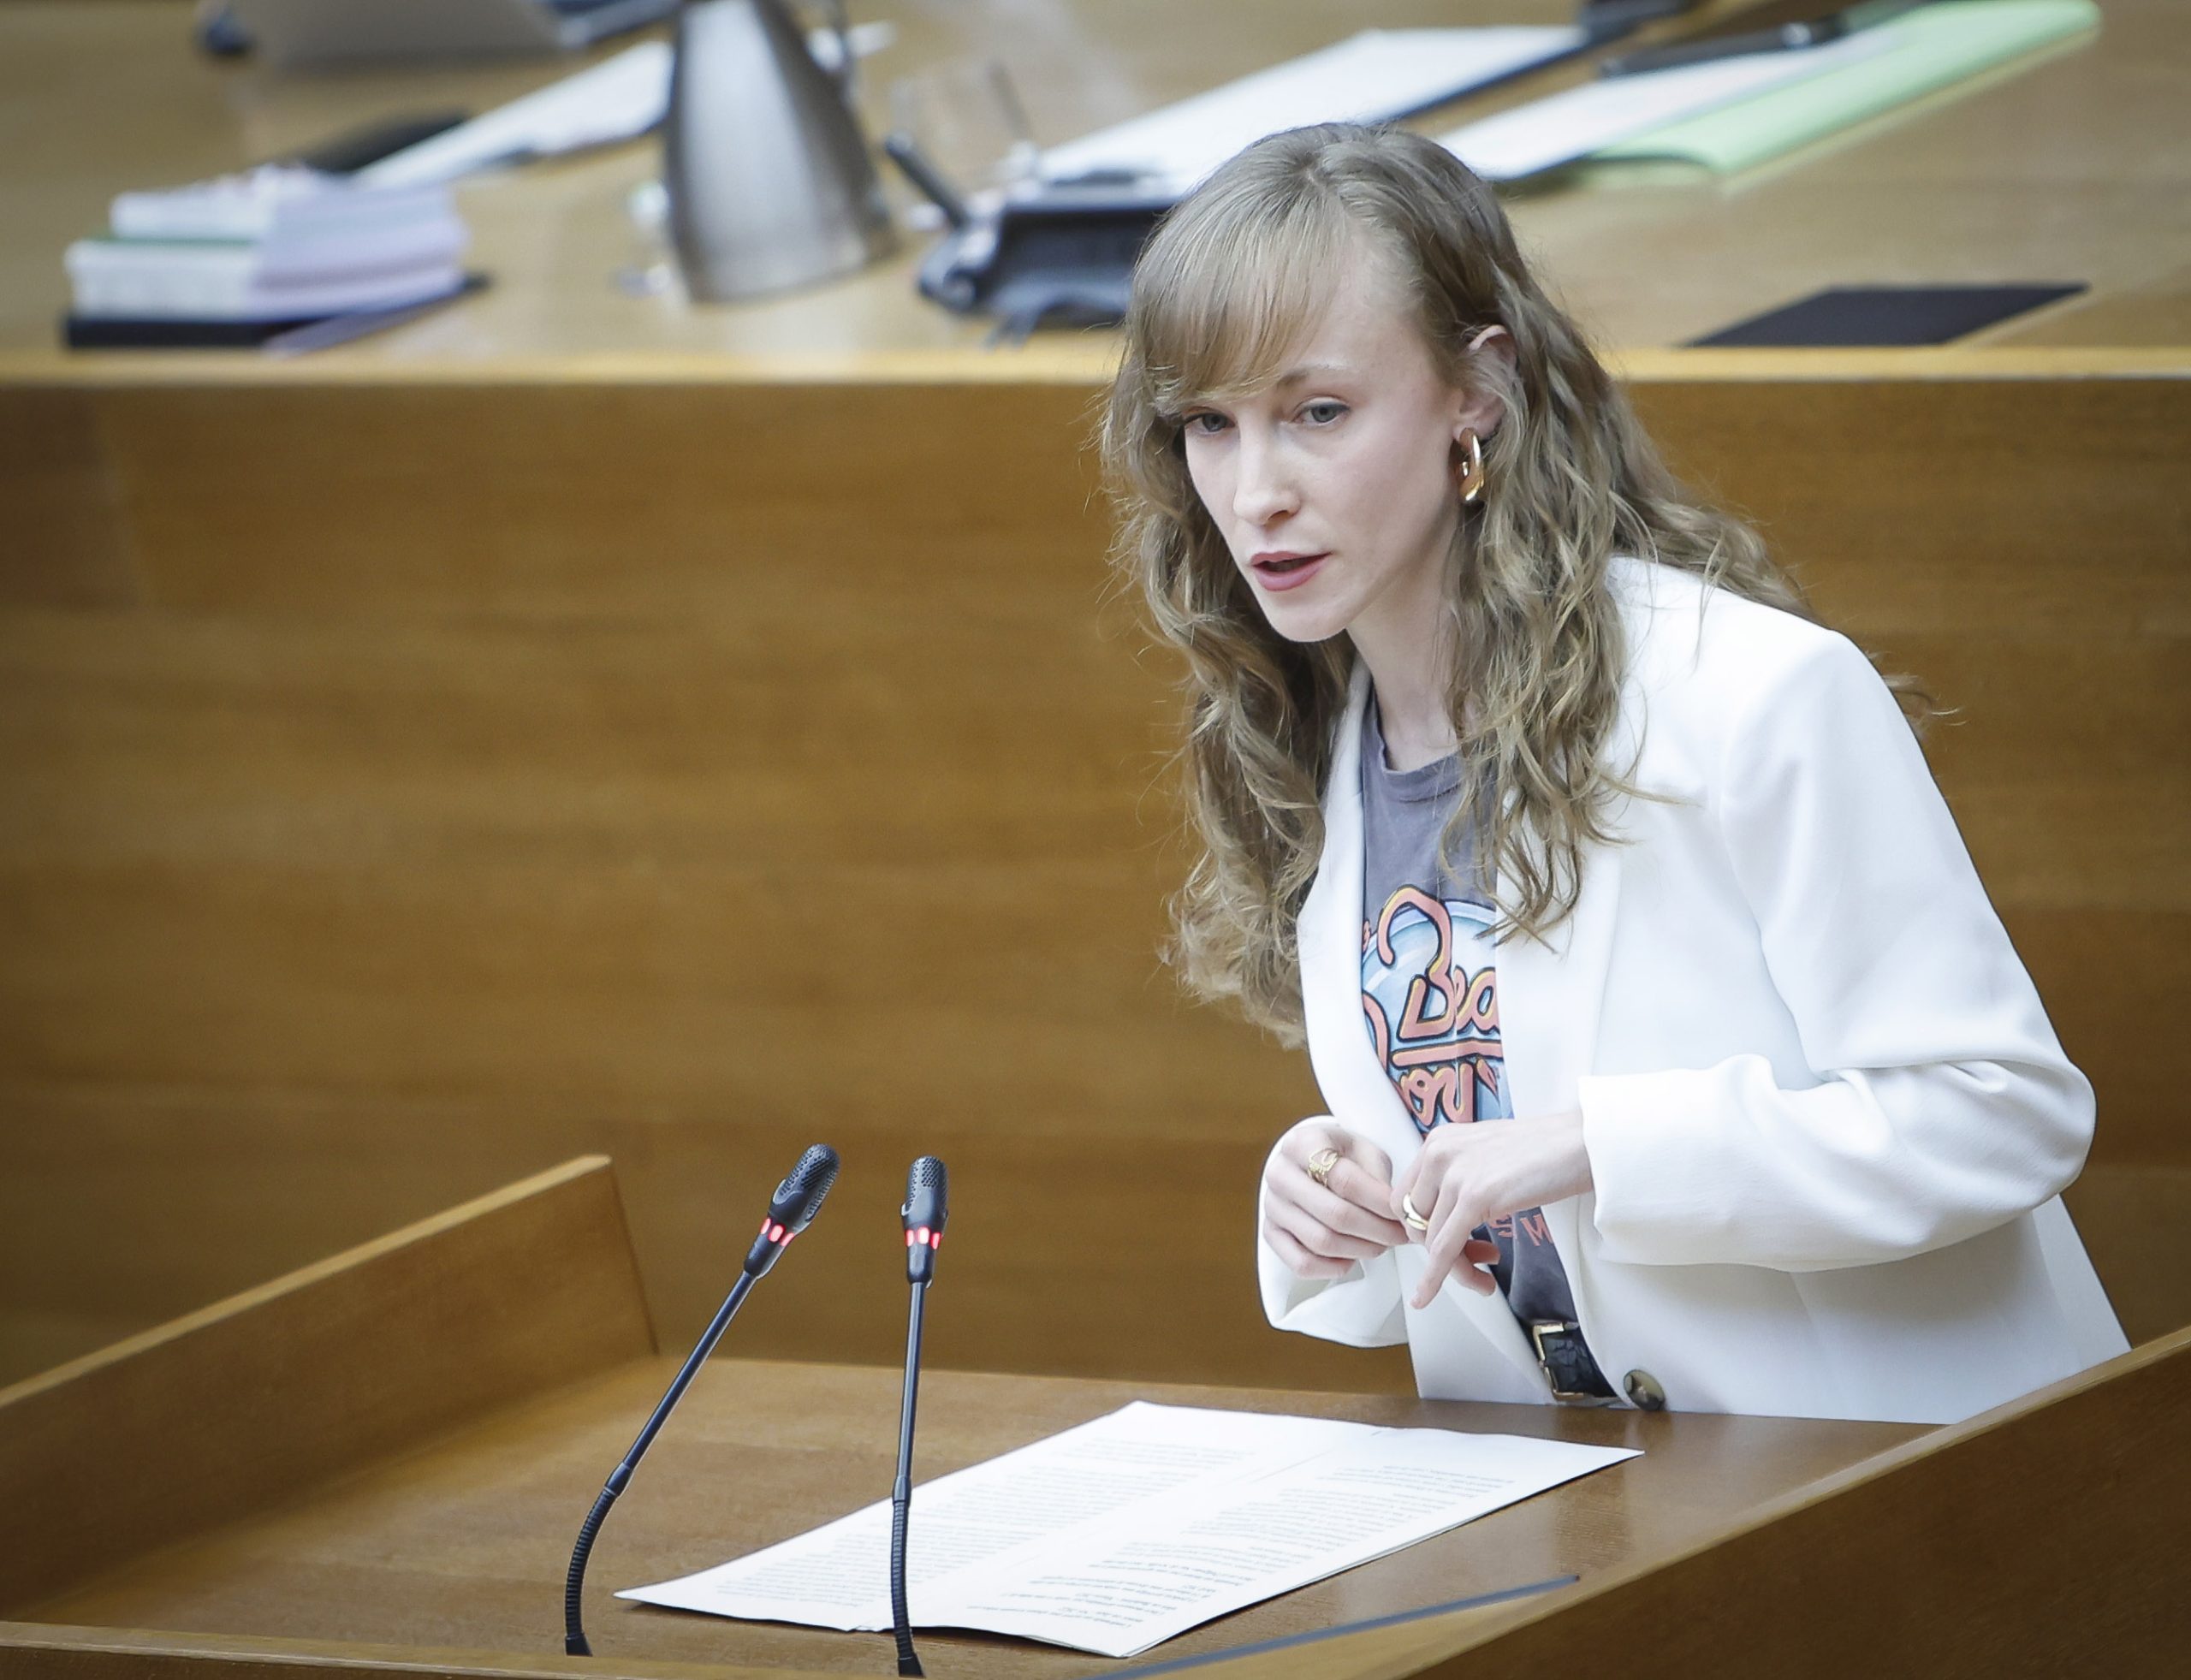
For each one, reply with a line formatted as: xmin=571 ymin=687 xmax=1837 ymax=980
xmin=1101 ymin=1574 xmax=1580 ymax=1679
xmin=1577 ymin=0 xmax=1704 ymax=44
xmin=1599 ymin=0 xmax=1923 ymax=78
xmin=882 ymin=132 xmax=971 ymax=231
xmin=261 ymin=274 xmax=490 ymax=359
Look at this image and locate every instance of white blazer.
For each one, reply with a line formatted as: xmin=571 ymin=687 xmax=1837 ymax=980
xmin=1259 ymin=557 xmax=2128 ymax=1423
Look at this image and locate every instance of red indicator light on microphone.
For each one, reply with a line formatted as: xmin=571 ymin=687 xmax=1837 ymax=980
xmin=769 ymin=1222 xmax=786 ymax=1243
xmin=928 ymin=1231 xmax=942 ymax=1250
xmin=905 ymin=1230 xmax=917 ymax=1248
xmin=914 ymin=1226 xmax=931 ymax=1248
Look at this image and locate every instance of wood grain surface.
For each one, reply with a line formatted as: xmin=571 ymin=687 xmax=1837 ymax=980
xmin=1418 ymin=1324 xmax=2191 ymax=1677
xmin=0 ymin=1156 xmax=655 ymax=1612
xmin=1 ymin=0 xmax=2184 ymax=364
xmin=9 ymin=1356 xmax=1922 ymax=1677
xmin=3 ymin=365 xmax=2183 ymax=1392
xmin=3 ymin=3 xmax=2186 ymax=1395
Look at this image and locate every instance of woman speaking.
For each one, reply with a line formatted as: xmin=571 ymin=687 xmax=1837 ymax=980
xmin=1101 ymin=124 xmax=2125 ymax=1423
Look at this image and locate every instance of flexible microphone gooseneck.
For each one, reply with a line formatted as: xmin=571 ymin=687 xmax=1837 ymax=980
xmin=889 ymin=1155 xmax=948 ymax=1677
xmin=562 ymin=1143 xmax=840 ymax=1658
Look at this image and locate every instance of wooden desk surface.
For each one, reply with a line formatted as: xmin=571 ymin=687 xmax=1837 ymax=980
xmin=4 ymin=1160 xmax=2176 ymax=1679
xmin=17 ymin=1356 xmax=1922 ymax=1678
xmin=1 ymin=0 xmax=2184 ymax=376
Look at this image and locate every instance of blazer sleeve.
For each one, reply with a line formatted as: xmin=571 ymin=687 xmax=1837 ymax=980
xmin=1256 ymin=1131 xmax=1409 ymax=1345
xmin=1579 ymin=630 xmax=2094 ymax=1272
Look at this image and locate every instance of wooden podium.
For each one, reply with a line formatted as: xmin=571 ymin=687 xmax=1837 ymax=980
xmin=2 ymin=1158 xmax=2181 ymax=1679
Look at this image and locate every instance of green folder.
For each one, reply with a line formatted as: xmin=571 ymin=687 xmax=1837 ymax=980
xmin=1591 ymin=0 xmax=2101 ymax=175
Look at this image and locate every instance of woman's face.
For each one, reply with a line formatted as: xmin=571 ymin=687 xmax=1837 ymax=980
xmin=1179 ymin=246 xmax=1501 ymax=650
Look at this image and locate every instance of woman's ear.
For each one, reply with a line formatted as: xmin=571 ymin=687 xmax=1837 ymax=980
xmin=1453 ymin=325 xmax=1517 ymax=442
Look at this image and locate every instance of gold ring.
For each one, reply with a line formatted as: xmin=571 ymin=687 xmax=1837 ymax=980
xmin=1305 ymin=1148 xmax=1341 ymax=1188
xmin=1401 ymin=1192 xmax=1433 ymax=1233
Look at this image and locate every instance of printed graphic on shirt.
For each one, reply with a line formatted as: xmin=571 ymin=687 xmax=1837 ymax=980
xmin=1362 ymin=887 xmax=1560 ymax=1266
xmin=1361 ymin=887 xmax=1511 ymax=1133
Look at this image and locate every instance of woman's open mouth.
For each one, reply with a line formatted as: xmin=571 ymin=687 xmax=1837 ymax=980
xmin=1250 ymin=551 xmax=1329 ymax=592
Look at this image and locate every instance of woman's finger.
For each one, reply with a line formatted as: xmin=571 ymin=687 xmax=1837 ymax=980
xmin=1335 ymin=1131 xmax=1394 ymax=1185
xmin=1265 ymin=1220 xmax=1353 ymax=1280
xmin=1298 ymin=1130 xmax=1399 ymax=1220
xmin=1269 ymin=1197 xmax=1392 ymax=1263
xmin=1423 ymin=1147 xmax=1469 ymax=1238
xmin=1299 ymin=1175 xmax=1409 ymax=1246
xmin=1388 ymin=1149 xmax=1422 ymax=1223
xmin=1280 ymin=1120 xmax=1345 ymax=1165
xmin=1323 ymin=1154 xmax=1400 ymax=1220
xmin=1286 ymin=1128 xmax=1406 ymax=1242
xmin=1412 ymin=1199 xmax=1497 ymax=1308
xmin=1387 ymin=1147 xmax=1449 ymax=1244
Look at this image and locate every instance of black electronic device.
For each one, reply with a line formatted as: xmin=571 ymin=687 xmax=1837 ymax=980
xmin=1600 ymin=0 xmax=1924 ymax=77
xmin=889 ymin=1156 xmax=949 ymax=1676
xmin=561 ymin=1144 xmax=840 ymax=1658
xmin=1688 ymin=282 xmax=2086 ymax=346
xmin=918 ymin=180 xmax=1172 ymax=340
xmin=885 ymin=132 xmax=1170 ymax=341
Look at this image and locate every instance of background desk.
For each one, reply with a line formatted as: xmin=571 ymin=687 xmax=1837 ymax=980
xmin=1 ymin=1 xmax=2187 ymax=1390
xmin=2 ymin=0 xmax=2185 ymax=357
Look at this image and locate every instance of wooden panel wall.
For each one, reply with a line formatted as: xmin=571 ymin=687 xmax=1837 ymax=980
xmin=1 ymin=370 xmax=2183 ymax=1388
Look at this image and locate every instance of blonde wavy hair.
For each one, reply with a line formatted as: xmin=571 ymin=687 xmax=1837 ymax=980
xmin=1102 ymin=123 xmax=1921 ymax=1042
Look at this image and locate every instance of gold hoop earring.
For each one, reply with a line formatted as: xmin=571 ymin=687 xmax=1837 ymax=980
xmin=1455 ymin=428 xmax=1487 ymax=505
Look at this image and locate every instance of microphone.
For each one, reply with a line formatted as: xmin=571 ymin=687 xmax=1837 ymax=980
xmin=563 ymin=1144 xmax=840 ymax=1658
xmin=889 ymin=1155 xmax=948 ymax=1677
xmin=745 ymin=1142 xmax=840 ymax=1278
xmin=902 ymin=1153 xmax=947 ymax=1284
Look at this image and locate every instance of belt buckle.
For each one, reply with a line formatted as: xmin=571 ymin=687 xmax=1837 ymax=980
xmin=1529 ymin=1319 xmax=1613 ymax=1406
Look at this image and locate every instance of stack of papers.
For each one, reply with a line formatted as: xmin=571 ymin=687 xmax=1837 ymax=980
xmin=63 ymin=166 xmax=469 ymax=346
xmin=1444 ymin=0 xmax=2100 ymax=181
xmin=1038 ymin=27 xmax=1587 ymax=197
xmin=1587 ymin=0 xmax=2101 ymax=175
xmin=354 ymin=40 xmax=673 ymax=189
xmin=621 ymin=1402 xmax=1636 ymax=1659
xmin=1444 ymin=28 xmax=1897 ymax=181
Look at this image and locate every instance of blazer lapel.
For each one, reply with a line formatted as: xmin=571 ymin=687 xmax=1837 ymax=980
xmin=1301 ymin=663 xmax=1549 ymax=1397
xmin=1502 ymin=703 xmax=1633 ymax=1306
xmin=1300 ymin=665 xmax=1419 ymax=1170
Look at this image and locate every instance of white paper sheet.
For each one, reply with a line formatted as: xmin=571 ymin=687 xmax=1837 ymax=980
xmin=620 ymin=1402 xmax=1636 ymax=1659
xmin=1039 ymin=28 xmax=1587 ymax=196
xmin=355 ymin=24 xmax=894 ymax=190
xmin=1440 ymin=28 xmax=1895 ymax=181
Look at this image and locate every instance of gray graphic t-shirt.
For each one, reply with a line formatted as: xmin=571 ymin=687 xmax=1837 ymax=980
xmin=1357 ymin=700 xmax=1594 ymax=1345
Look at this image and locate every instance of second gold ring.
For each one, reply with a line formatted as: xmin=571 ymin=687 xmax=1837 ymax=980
xmin=1401 ymin=1192 xmax=1433 ymax=1233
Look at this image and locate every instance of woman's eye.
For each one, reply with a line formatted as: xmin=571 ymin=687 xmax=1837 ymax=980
xmin=1300 ymin=401 xmax=1348 ymax=425
xmin=1183 ymin=411 xmax=1231 ymax=436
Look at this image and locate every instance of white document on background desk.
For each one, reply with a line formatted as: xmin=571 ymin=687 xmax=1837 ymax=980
xmin=1441 ymin=27 xmax=1896 ymax=181
xmin=620 ymin=1401 xmax=1634 ymax=1659
xmin=1038 ymin=27 xmax=1586 ymax=196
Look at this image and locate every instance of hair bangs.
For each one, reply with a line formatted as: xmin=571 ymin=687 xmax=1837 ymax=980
xmin=1133 ymin=189 xmax=1350 ymax=419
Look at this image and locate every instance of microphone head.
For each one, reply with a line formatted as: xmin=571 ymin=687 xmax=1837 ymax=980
xmin=770 ymin=1143 xmax=840 ymax=1236
xmin=901 ymin=1155 xmax=948 ymax=1233
xmin=901 ymin=1155 xmax=947 ymax=1283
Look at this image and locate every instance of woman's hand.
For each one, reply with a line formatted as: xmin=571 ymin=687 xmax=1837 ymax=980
xmin=1262 ymin=1119 xmax=1411 ymax=1280
xmin=1392 ymin=1110 xmax=1594 ymax=1309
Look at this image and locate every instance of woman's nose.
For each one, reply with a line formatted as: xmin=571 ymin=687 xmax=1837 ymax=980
xmin=1232 ymin=432 xmax=1299 ymax=526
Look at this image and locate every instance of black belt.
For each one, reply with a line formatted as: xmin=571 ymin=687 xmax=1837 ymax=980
xmin=1528 ymin=1320 xmax=1618 ymax=1405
